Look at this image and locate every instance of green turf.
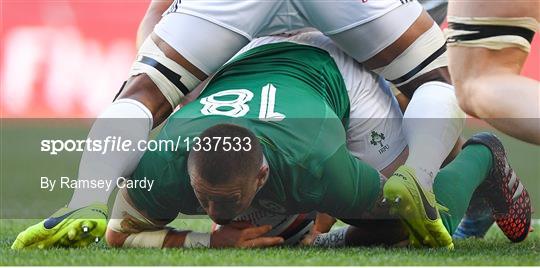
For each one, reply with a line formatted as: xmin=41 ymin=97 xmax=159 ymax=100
xmin=1 ymin=219 xmax=539 ymax=266
xmin=1 ymin=119 xmax=539 ymax=265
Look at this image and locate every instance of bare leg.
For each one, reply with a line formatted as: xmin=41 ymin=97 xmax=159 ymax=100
xmin=462 ymin=71 xmax=539 ymax=144
xmin=448 ymin=0 xmax=540 ymax=144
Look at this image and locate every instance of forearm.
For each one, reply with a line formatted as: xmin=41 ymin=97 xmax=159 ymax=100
xmin=106 ymin=223 xmax=282 ymax=248
xmin=106 ymin=226 xmax=212 ymax=248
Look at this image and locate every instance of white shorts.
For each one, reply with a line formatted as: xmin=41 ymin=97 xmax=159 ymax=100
xmin=238 ymin=31 xmax=407 ymax=171
xmin=155 ymin=0 xmax=423 ymax=73
xmin=167 ymin=0 xmax=407 ymax=39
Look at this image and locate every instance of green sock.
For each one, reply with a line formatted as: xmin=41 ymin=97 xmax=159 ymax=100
xmin=433 ymin=144 xmax=493 ymax=235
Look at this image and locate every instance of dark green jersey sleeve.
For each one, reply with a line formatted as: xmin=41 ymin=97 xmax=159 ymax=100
xmin=316 ymin=144 xmax=382 ymax=219
xmin=127 ymin=135 xmax=202 ymax=222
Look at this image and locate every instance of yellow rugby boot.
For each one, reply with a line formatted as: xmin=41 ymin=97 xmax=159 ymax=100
xmin=11 ymin=203 xmax=108 ymax=249
xmin=383 ymin=166 xmax=453 ymax=249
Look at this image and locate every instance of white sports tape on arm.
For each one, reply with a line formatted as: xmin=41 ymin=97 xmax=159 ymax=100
xmin=121 ymin=230 xmax=210 ymax=248
xmin=109 ymin=191 xmax=168 ymax=249
xmin=184 ymin=232 xmax=211 ymax=248
xmin=129 ymin=37 xmax=201 ymax=109
xmin=373 ymin=23 xmax=448 ymax=86
xmin=123 ymin=229 xmax=170 ymax=248
xmin=107 ymin=218 xmax=124 ymax=233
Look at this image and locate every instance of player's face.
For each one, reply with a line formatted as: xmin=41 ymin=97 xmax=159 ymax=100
xmin=191 ymin=168 xmax=267 ymax=225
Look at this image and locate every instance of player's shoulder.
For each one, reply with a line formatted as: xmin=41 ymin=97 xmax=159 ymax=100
xmin=274 ymin=31 xmax=376 ymax=89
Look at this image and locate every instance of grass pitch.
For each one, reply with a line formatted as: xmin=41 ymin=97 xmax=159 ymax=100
xmin=1 ymin=120 xmax=539 ymax=265
xmin=1 ymin=219 xmax=539 ymax=266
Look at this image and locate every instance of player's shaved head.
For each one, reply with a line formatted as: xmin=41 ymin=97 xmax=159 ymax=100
xmin=187 ymin=123 xmax=263 ymax=184
xmin=187 ymin=124 xmax=267 ymax=224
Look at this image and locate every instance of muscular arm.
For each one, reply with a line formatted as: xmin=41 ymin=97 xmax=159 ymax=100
xmin=105 ymin=226 xmax=191 ymax=248
xmin=104 ymin=189 xmax=187 ymax=248
xmin=105 ymin=169 xmax=282 ymax=249
xmin=107 ymin=223 xmax=282 ymax=248
xmin=105 ymin=217 xmax=282 ymax=248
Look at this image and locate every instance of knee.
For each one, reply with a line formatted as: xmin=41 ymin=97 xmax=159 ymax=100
xmin=453 ymin=76 xmax=487 ymax=117
xmin=454 ymin=79 xmax=475 ymax=116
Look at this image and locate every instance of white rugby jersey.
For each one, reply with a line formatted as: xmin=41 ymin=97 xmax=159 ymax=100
xmin=236 ymin=31 xmax=407 ymax=171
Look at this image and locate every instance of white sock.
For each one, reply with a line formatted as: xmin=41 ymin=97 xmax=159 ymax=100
xmin=403 ymin=82 xmax=465 ymax=190
xmin=68 ymin=99 xmax=153 ymax=208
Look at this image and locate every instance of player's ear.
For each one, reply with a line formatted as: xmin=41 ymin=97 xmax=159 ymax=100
xmin=256 ymin=164 xmax=269 ymax=188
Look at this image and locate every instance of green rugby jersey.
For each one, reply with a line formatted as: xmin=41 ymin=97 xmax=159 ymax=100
xmin=128 ymin=42 xmax=381 ymax=222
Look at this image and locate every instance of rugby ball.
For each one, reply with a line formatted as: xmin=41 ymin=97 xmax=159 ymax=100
xmin=211 ymin=207 xmax=315 ymax=245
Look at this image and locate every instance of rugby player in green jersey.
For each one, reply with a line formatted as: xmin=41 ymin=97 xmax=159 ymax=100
xmin=13 ymin=0 xmax=493 ymax=250
xmin=13 ymin=0 xmax=471 ymax=250
xmin=101 ymin=31 xmax=531 ymax=249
